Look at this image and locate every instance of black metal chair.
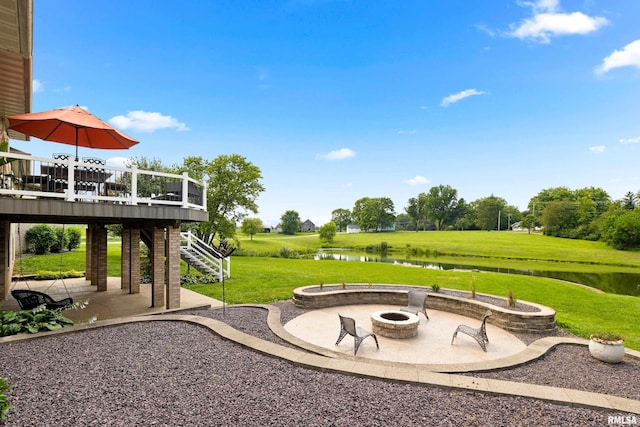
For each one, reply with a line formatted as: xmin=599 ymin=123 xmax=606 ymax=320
xmin=335 ymin=314 xmax=379 ymax=355
xmin=11 ymin=289 xmax=73 ymax=310
xmin=399 ymin=290 xmax=429 ymax=319
xmin=451 ymin=310 xmax=492 ymax=352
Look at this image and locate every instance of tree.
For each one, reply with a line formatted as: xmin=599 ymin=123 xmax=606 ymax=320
xmin=280 ymin=210 xmax=301 ymax=235
xmin=352 ymin=197 xmax=395 ymax=231
xmin=176 ymin=154 xmax=265 ymax=242
xmin=241 ymin=218 xmax=263 ymax=240
xmin=331 ymin=208 xmax=352 ymax=232
xmin=605 ymin=209 xmax=640 ymax=250
xmin=474 ymin=195 xmax=507 ymax=230
xmin=405 ymin=193 xmax=428 ymax=231
xmin=424 ymin=184 xmax=464 ymax=231
xmin=542 ymin=201 xmax=578 ymax=237
xmin=620 ymin=191 xmax=637 ymax=210
xmin=318 ymin=221 xmax=337 ymax=243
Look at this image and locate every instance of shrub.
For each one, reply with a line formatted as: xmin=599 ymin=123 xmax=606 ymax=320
xmin=431 ymin=283 xmax=440 ymax=292
xmin=0 ymin=377 xmax=10 ymax=424
xmin=507 ymin=289 xmax=517 ymax=307
xmin=25 ymin=224 xmax=57 ymax=255
xmin=50 ymin=226 xmax=69 ymax=253
xmin=66 ymin=227 xmax=82 ymax=251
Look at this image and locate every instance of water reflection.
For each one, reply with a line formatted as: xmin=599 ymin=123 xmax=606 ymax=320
xmin=315 ymin=251 xmax=640 ymax=296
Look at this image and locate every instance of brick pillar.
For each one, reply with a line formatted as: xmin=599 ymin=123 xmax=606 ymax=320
xmin=166 ymin=225 xmax=181 ymax=309
xmin=130 ymin=228 xmax=140 ymax=294
xmin=121 ymin=227 xmax=130 ymax=291
xmin=95 ymin=225 xmax=108 ymax=292
xmin=85 ymin=226 xmax=92 ymax=281
xmin=90 ymin=225 xmax=99 ymax=286
xmin=0 ymin=221 xmax=10 ymax=301
xmin=151 ymin=226 xmax=165 ymax=307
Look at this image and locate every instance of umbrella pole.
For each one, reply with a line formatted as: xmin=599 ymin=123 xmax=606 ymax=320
xmin=75 ymin=127 xmax=79 ymax=161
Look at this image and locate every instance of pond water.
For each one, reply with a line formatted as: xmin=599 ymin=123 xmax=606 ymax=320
xmin=315 ymin=250 xmax=640 ymax=296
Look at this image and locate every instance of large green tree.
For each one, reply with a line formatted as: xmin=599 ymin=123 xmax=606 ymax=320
xmin=331 ymin=208 xmax=352 ymax=232
xmin=474 ymin=195 xmax=508 ymax=231
xmin=176 ymin=154 xmax=264 ymax=242
xmin=405 ymin=193 xmax=428 ymax=231
xmin=424 ymin=184 xmax=465 ymax=231
xmin=280 ymin=210 xmax=301 ymax=235
xmin=352 ymin=197 xmax=395 ymax=231
xmin=318 ymin=221 xmax=337 ymax=243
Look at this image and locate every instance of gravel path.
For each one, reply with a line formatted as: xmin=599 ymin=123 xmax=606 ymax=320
xmin=0 ymin=303 xmax=637 ymax=426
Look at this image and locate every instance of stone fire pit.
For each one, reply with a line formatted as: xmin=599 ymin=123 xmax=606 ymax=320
xmin=371 ymin=310 xmax=419 ymax=339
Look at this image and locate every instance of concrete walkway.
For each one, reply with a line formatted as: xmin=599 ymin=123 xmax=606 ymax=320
xmin=1 ymin=279 xmax=639 ymax=414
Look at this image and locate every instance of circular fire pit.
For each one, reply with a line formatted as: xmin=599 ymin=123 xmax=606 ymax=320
xmin=371 ymin=310 xmax=419 ymax=339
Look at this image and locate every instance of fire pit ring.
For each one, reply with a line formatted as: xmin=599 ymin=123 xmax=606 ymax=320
xmin=371 ymin=310 xmax=419 ymax=339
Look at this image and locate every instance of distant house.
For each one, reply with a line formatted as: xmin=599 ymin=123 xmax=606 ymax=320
xmin=300 ymin=219 xmax=316 ymax=232
xmin=346 ymin=224 xmax=361 ymax=234
xmin=263 ymin=227 xmax=272 ymax=233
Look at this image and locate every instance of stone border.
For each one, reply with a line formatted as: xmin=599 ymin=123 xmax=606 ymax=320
xmin=293 ymin=284 xmax=556 ymax=334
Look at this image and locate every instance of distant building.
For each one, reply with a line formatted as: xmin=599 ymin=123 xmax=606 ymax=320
xmin=300 ymin=219 xmax=316 ymax=232
xmin=346 ymin=224 xmax=361 ymax=234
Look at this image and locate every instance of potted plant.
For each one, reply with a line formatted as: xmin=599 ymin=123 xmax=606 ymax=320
xmin=588 ymin=332 xmax=625 ymax=364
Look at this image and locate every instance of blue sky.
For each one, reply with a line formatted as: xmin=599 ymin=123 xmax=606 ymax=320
xmin=19 ymin=0 xmax=640 ymax=226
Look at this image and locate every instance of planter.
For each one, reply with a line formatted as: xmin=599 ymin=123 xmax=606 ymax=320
xmin=588 ymin=336 xmax=625 ymax=364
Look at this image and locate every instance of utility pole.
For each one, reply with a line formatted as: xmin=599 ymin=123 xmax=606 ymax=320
xmin=497 ymin=210 xmax=501 ymax=231
xmin=508 ymin=213 xmax=512 ymax=230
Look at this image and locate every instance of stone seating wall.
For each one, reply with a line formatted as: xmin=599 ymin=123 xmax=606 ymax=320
xmin=292 ymin=284 xmax=556 ymax=334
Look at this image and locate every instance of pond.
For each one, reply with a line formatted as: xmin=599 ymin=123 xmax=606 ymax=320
xmin=315 ymin=250 xmax=640 ymax=296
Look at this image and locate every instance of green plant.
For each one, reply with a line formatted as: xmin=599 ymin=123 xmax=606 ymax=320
xmin=590 ymin=332 xmax=624 ymax=343
xmin=470 ymin=275 xmax=476 ymax=298
xmin=0 ymin=377 xmax=10 ymax=424
xmin=25 ymin=224 xmax=57 ymax=255
xmin=507 ymin=289 xmax=517 ymax=307
xmin=50 ymin=226 xmax=69 ymax=253
xmin=66 ymin=227 xmax=82 ymax=251
xmin=431 ymin=283 xmax=440 ymax=293
xmin=0 ymin=306 xmax=75 ymax=337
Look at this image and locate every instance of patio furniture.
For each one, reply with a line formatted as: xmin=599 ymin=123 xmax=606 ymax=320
xmin=451 ymin=310 xmax=492 ymax=352
xmin=335 ymin=314 xmax=379 ymax=355
xmin=399 ymin=290 xmax=429 ymax=319
xmin=11 ymin=289 xmax=73 ymax=310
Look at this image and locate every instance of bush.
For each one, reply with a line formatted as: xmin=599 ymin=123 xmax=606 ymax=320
xmin=50 ymin=226 xmax=69 ymax=253
xmin=0 ymin=377 xmax=10 ymax=424
xmin=66 ymin=227 xmax=82 ymax=251
xmin=25 ymin=224 xmax=57 ymax=255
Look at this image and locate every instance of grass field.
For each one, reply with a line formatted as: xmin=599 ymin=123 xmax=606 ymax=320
xmin=13 ymin=230 xmax=640 ymax=350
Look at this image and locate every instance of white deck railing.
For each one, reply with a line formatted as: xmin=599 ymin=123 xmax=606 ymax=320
xmin=0 ymin=152 xmax=207 ymax=210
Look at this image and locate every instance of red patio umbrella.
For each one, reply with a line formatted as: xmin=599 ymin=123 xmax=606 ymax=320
xmin=7 ymin=105 xmax=139 ymax=160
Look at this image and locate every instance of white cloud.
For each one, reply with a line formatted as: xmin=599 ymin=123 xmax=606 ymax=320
xmin=509 ymin=0 xmax=608 ymax=44
xmin=318 ymin=148 xmax=356 ymax=160
xmin=404 ymin=175 xmax=430 ymax=185
xmin=589 ymin=145 xmax=606 ymax=153
xmin=620 ymin=136 xmax=640 ymax=144
xmin=109 ymin=111 xmax=189 ymax=132
xmin=596 ymin=40 xmax=640 ymax=75
xmin=441 ymin=89 xmax=486 ymax=107
xmin=32 ymin=79 xmax=43 ymax=93
xmin=106 ymin=157 xmax=130 ymax=167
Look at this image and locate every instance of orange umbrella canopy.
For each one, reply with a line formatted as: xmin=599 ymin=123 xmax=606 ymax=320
xmin=8 ymin=105 xmax=139 ymax=160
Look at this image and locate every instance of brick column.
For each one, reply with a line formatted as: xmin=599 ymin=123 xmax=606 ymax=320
xmin=0 ymin=221 xmax=10 ymax=300
xmin=121 ymin=227 xmax=130 ymax=291
xmin=130 ymin=228 xmax=140 ymax=294
xmin=151 ymin=226 xmax=165 ymax=307
xmin=85 ymin=226 xmax=92 ymax=281
xmin=166 ymin=225 xmax=181 ymax=309
xmin=95 ymin=225 xmax=108 ymax=292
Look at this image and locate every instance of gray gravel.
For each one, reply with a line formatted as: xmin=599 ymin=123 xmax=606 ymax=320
xmin=0 ymin=303 xmax=637 ymax=426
